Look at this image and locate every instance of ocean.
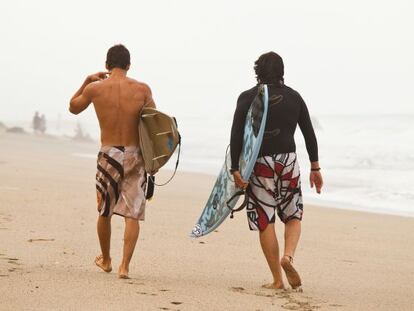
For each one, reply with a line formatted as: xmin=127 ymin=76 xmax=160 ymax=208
xmin=6 ymin=113 xmax=414 ymax=217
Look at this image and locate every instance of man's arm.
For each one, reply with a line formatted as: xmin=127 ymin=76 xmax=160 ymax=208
xmin=143 ymin=84 xmax=156 ymax=108
xmin=297 ymin=95 xmax=323 ymax=194
xmin=69 ymin=72 xmax=108 ymax=115
xmin=298 ymin=95 xmax=318 ymax=162
xmin=69 ymin=78 xmax=94 ymax=115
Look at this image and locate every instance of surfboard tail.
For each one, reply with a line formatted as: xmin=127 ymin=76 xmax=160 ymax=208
xmin=190 ymin=223 xmax=203 ymax=238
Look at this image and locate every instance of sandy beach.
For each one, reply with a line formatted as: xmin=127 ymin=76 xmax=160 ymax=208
xmin=1 ymin=131 xmax=414 ymax=311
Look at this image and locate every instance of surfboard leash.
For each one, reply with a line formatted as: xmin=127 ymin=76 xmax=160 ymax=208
xmin=149 ymin=133 xmax=181 ymax=187
xmin=224 ymin=144 xmax=249 ymax=218
xmin=226 ymin=187 xmax=249 ymax=218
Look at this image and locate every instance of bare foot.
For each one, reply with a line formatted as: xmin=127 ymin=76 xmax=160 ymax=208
xmin=94 ymin=255 xmax=112 ymax=273
xmin=281 ymin=255 xmax=302 ymax=289
xmin=118 ymin=266 xmax=129 ymax=279
xmin=262 ymin=282 xmax=285 ymax=290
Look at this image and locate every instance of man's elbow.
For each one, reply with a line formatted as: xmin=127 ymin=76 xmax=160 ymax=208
xmin=69 ymin=102 xmax=80 ymax=115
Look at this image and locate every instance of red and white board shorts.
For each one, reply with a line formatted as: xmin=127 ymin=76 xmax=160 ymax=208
xmin=246 ymin=153 xmax=303 ymax=231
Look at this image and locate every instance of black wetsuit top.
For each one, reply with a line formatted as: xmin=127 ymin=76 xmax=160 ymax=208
xmin=230 ymin=84 xmax=318 ymax=170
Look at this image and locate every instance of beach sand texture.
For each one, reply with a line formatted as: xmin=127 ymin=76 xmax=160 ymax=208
xmin=1 ymin=132 xmax=414 ymax=311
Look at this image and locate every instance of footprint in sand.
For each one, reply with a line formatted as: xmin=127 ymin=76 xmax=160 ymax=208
xmin=1 ymin=257 xmax=22 ymax=266
xmin=281 ymin=293 xmax=323 ymax=311
xmin=0 ymin=214 xmax=13 ymax=222
xmin=0 ymin=254 xmax=23 ymax=276
xmin=282 ymin=300 xmax=320 ymax=311
xmin=159 ymin=307 xmax=181 ymax=311
xmin=231 ymin=286 xmax=279 ymax=297
xmin=171 ymin=301 xmax=183 ymax=305
xmin=230 ymin=286 xmax=322 ymax=311
xmin=136 ymin=291 xmax=157 ymax=296
xmin=127 ymin=281 xmax=145 ymax=285
xmin=27 ymin=238 xmax=55 ymax=242
xmin=282 ymin=302 xmax=302 ymax=310
xmin=8 ymin=260 xmax=22 ymax=266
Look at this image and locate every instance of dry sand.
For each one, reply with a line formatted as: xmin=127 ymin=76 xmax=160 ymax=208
xmin=1 ymin=132 xmax=414 ymax=311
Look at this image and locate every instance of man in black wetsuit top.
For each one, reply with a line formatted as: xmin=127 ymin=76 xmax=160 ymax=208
xmin=230 ymin=52 xmax=323 ymax=290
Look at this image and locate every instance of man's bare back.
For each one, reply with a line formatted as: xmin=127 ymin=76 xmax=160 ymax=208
xmin=69 ymin=68 xmax=155 ymax=146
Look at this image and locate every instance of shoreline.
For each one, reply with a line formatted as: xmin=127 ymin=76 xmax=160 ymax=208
xmin=177 ymin=166 xmax=414 ymax=219
xmin=2 ymin=129 xmax=412 ymax=220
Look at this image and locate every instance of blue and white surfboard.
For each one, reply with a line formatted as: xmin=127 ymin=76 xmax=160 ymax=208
xmin=190 ymin=85 xmax=269 ymax=237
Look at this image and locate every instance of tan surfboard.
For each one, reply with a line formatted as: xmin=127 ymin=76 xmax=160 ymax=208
xmin=138 ymin=107 xmax=180 ymax=174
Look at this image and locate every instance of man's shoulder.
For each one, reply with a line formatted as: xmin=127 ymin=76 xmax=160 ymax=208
xmin=238 ymin=85 xmax=259 ymax=102
xmin=83 ymin=81 xmax=101 ymax=97
xmin=126 ymin=77 xmax=150 ymax=88
xmin=124 ymin=78 xmax=151 ymax=94
xmin=282 ymin=85 xmax=302 ymax=99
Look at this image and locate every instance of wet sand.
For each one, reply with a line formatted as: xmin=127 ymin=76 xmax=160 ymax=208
xmin=1 ymin=131 xmax=414 ymax=310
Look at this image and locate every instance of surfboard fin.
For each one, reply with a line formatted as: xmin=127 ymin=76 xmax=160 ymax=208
xmin=153 ymin=155 xmax=168 ymax=161
xmin=142 ymin=113 xmax=159 ymax=118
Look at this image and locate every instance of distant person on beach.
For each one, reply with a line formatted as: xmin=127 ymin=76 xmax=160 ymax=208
xmin=32 ymin=111 xmax=41 ymax=134
xmin=69 ymin=44 xmax=155 ymax=279
xmin=230 ymin=52 xmax=323 ymax=290
xmin=39 ymin=114 xmax=47 ymax=134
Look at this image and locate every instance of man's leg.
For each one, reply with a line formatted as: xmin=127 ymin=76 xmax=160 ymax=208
xmin=259 ymin=223 xmax=285 ymax=289
xmin=118 ymin=217 xmax=140 ymax=279
xmin=284 ymin=219 xmax=301 ymax=257
xmin=95 ymin=215 xmax=112 ymax=272
xmin=281 ymin=219 xmax=302 ymax=289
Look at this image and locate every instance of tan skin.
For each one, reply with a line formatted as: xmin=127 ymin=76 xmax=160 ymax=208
xmin=232 ymin=162 xmax=323 ymax=289
xmin=69 ymin=66 xmax=155 ymax=145
xmin=69 ymin=65 xmax=155 ymax=279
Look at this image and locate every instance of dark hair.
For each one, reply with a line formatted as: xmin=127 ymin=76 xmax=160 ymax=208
xmin=106 ymin=44 xmax=130 ymax=70
xmin=254 ymin=52 xmax=284 ymax=85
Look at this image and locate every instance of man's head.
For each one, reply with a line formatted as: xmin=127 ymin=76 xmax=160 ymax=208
xmin=106 ymin=44 xmax=131 ymax=71
xmin=254 ymin=52 xmax=284 ymax=85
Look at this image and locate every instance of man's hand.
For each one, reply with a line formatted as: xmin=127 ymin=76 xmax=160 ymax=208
xmin=87 ymin=72 xmax=110 ymax=82
xmin=310 ymin=171 xmax=323 ymax=194
xmin=232 ymin=170 xmax=248 ymax=190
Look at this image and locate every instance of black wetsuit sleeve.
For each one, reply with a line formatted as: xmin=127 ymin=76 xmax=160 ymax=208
xmin=230 ymin=94 xmax=250 ymax=170
xmin=298 ymin=96 xmax=319 ymax=162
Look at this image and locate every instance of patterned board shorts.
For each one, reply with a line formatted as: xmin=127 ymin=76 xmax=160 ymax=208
xmin=95 ymin=146 xmax=147 ymax=220
xmin=246 ymin=152 xmax=303 ymax=231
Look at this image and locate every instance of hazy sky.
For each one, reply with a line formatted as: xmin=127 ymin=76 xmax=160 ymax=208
xmin=0 ymin=0 xmax=413 ymax=125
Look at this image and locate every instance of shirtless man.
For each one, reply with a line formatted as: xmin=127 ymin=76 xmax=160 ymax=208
xmin=69 ymin=44 xmax=155 ymax=279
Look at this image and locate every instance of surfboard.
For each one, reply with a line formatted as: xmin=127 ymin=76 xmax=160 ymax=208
xmin=139 ymin=107 xmax=180 ymax=173
xmin=190 ymin=85 xmax=269 ymax=237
